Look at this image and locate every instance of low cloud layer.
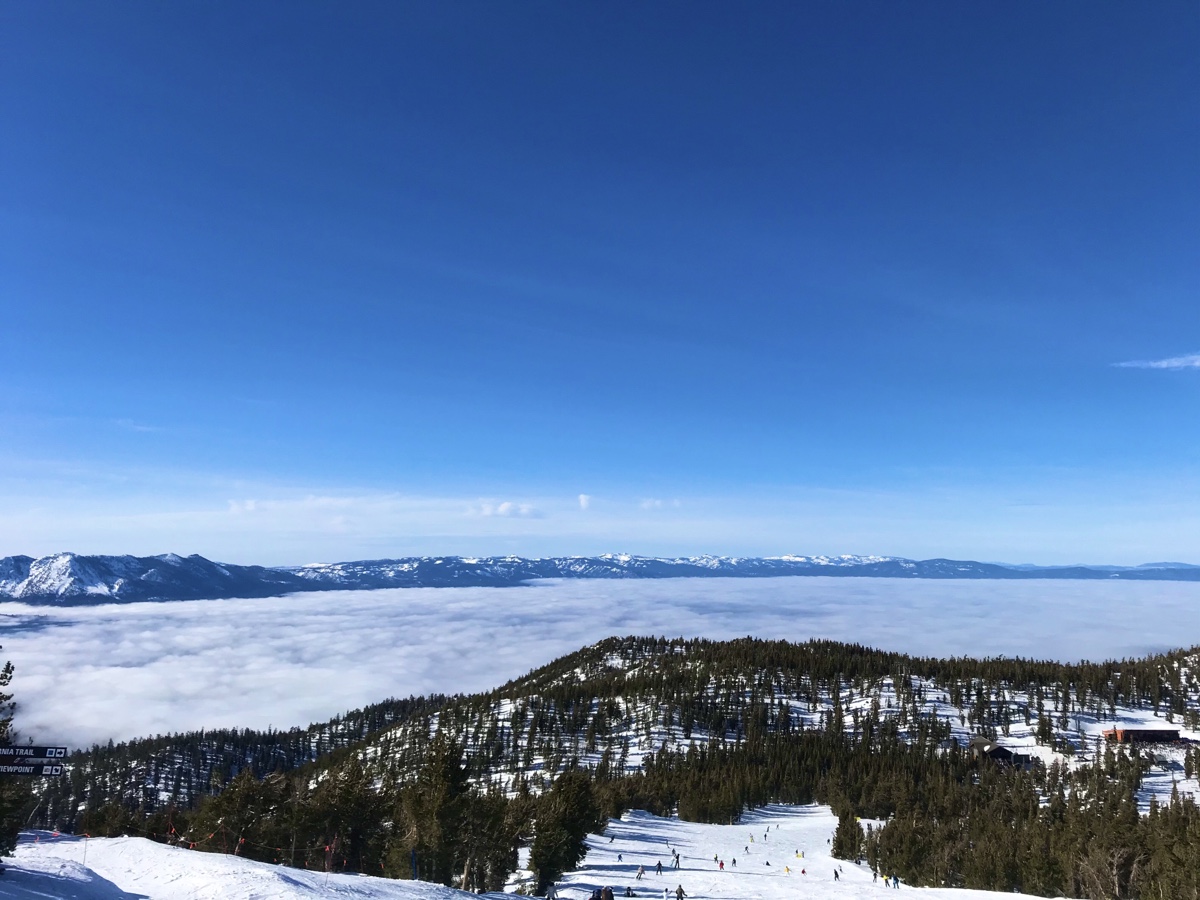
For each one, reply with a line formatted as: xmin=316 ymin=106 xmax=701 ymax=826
xmin=3 ymin=578 xmax=1200 ymax=749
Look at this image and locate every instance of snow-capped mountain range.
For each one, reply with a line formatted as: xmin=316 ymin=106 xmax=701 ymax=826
xmin=0 ymin=551 xmax=1197 ymax=605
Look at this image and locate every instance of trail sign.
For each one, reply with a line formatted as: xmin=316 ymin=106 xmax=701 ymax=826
xmin=0 ymin=746 xmax=67 ymax=760
xmin=0 ymin=763 xmax=63 ymax=776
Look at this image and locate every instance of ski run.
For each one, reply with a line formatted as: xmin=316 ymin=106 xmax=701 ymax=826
xmin=1 ymin=804 xmax=1055 ymax=899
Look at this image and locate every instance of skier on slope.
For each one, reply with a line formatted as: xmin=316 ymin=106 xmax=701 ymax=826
xmin=675 ymin=886 xmax=686 ymax=900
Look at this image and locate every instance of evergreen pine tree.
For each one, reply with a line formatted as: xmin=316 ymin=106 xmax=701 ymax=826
xmin=0 ymin=656 xmax=31 ymax=855
xmin=832 ymin=809 xmax=864 ymax=861
xmin=530 ymin=768 xmax=601 ymax=893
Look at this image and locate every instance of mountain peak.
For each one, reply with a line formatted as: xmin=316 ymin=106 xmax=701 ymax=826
xmin=1 ymin=551 xmax=1198 ymax=605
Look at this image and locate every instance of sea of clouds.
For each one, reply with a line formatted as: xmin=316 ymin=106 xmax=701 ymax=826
xmin=2 ymin=576 xmax=1199 ymax=749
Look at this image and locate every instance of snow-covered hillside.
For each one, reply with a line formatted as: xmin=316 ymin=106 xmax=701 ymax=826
xmin=2 ymin=806 xmax=1053 ymax=899
xmin=366 ymin=639 xmax=1200 ymax=809
xmin=36 ymin=636 xmax=1200 ymax=824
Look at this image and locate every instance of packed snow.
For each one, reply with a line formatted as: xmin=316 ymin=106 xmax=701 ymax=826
xmin=0 ymin=830 xmax=472 ymax=899
xmin=550 ymin=805 xmax=1053 ymax=899
xmin=1 ymin=806 xmax=1055 ymax=899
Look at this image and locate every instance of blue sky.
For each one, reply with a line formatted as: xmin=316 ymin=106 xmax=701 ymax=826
xmin=2 ymin=2 xmax=1197 ymax=565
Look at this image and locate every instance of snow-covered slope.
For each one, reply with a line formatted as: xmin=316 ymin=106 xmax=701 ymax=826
xmin=2 ymin=830 xmax=476 ymax=899
xmin=3 ymin=551 xmax=1200 ymax=605
xmin=3 ymin=806 xmax=1053 ymax=899
xmin=556 ymin=805 xmax=1051 ymax=899
xmin=364 ymin=638 xmax=1200 ymax=809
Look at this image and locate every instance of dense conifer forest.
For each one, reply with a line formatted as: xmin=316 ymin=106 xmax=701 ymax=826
xmin=14 ymin=636 xmax=1200 ymax=899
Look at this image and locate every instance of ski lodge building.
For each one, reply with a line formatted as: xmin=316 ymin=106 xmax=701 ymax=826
xmin=1102 ymin=727 xmax=1180 ymax=744
xmin=969 ymin=735 xmax=1033 ymax=768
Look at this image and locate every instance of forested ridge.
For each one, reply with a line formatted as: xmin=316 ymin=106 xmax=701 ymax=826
xmin=32 ymin=693 xmax=445 ymax=821
xmin=22 ymin=636 xmax=1200 ymax=899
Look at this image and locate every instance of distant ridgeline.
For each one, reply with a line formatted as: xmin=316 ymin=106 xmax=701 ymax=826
xmin=30 ymin=637 xmax=1200 ymax=898
xmin=2 ymin=551 xmax=1200 ymax=603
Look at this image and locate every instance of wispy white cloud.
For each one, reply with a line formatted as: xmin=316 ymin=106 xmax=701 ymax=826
xmin=1114 ymin=352 xmax=1200 ymax=370
xmin=470 ymin=500 xmax=542 ymax=518
xmin=2 ymin=457 xmax=1199 ymax=567
xmin=578 ymin=494 xmax=591 ymax=511
xmin=4 ymin=578 xmax=1200 ymax=748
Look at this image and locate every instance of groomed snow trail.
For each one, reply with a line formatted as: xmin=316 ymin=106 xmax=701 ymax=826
xmin=559 ymin=804 xmax=1060 ymax=900
xmin=2 ymin=807 xmax=1063 ymax=899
